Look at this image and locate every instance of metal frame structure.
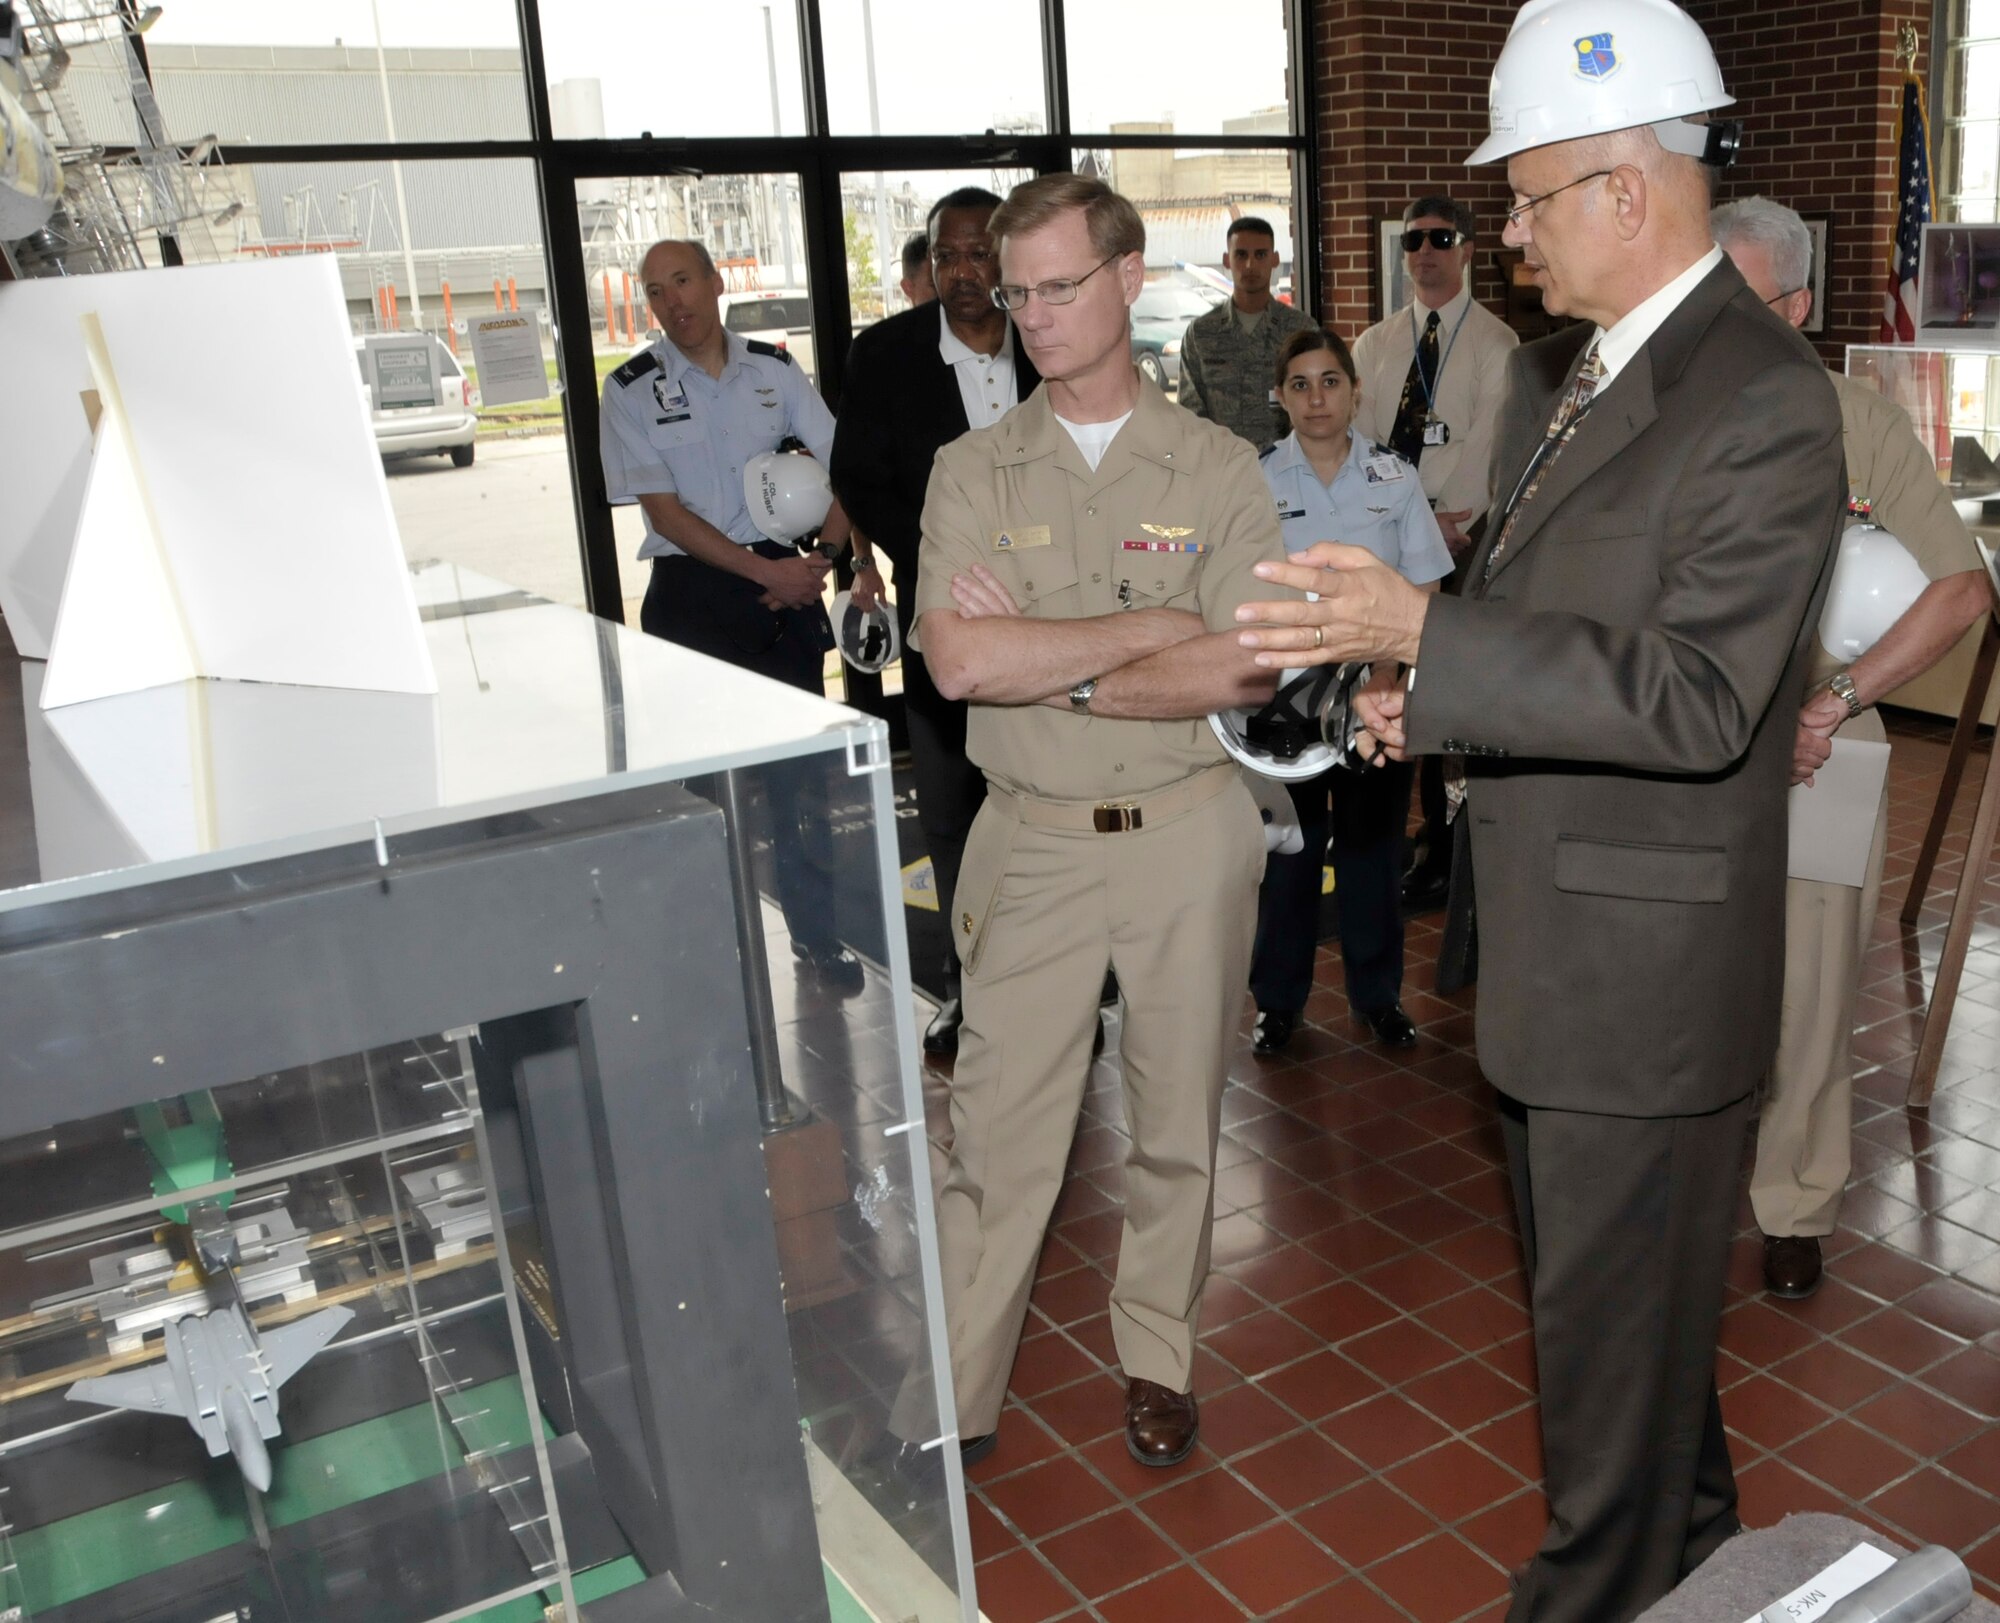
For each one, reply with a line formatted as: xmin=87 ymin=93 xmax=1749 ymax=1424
xmin=37 ymin=0 xmax=1321 ymax=622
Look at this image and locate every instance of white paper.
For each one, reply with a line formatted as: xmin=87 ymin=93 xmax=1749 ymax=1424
xmin=2 ymin=258 xmax=435 ymax=701
xmin=1743 ymin=1541 xmax=1897 ymax=1622
xmin=1788 ymin=737 xmax=1892 ymax=885
xmin=466 ymin=312 xmax=550 ymax=407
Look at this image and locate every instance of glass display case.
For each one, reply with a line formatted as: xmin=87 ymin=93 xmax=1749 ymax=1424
xmin=0 ymin=566 xmax=976 ymax=1623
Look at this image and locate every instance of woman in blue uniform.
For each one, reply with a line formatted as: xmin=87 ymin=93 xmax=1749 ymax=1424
xmin=1250 ymin=328 xmax=1453 ymax=1055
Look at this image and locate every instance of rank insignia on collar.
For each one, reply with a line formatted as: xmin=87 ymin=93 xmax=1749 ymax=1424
xmin=1573 ymin=31 xmax=1618 ymax=80
xmin=1140 ymin=523 xmax=1195 ymax=541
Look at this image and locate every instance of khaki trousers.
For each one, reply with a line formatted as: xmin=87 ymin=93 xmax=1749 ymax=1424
xmin=937 ymin=773 xmax=1263 ymax=1434
xmin=1749 ymin=708 xmax=1891 ymax=1239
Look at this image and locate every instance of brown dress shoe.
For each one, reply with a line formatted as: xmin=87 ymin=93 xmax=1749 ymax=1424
xmin=1124 ymin=1377 xmax=1198 ymax=1467
xmin=1763 ymin=1234 xmax=1823 ymax=1299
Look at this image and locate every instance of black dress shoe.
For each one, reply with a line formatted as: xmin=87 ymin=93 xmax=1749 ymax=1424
xmin=959 ymin=1431 xmax=997 ymax=1466
xmin=1401 ymin=867 xmax=1451 ymax=914
xmin=923 ymin=997 xmax=963 ymax=1055
xmin=1253 ymin=1009 xmax=1298 ymax=1055
xmin=1124 ymin=1377 xmax=1198 ymax=1467
xmin=1763 ymin=1234 xmax=1823 ymax=1299
xmin=793 ymin=939 xmax=865 ymax=996
xmin=1361 ymin=1003 xmax=1418 ymax=1047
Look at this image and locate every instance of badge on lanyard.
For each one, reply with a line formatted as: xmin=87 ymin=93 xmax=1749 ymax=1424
xmin=1363 ymin=454 xmax=1406 ymax=484
xmin=1422 ymin=418 xmax=1452 ymax=447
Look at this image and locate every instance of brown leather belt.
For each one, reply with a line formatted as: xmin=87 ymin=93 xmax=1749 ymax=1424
xmin=986 ymin=761 xmax=1237 ymax=835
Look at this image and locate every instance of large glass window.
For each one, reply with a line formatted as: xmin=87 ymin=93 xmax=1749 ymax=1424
xmin=1944 ymin=0 xmax=2000 ymax=221
xmin=1063 ymin=0 xmax=1292 ymax=135
xmin=819 ymin=0 xmax=1046 ymax=135
xmin=536 ymin=1 xmax=807 ymax=139
xmin=840 ymin=164 xmax=1034 ymax=336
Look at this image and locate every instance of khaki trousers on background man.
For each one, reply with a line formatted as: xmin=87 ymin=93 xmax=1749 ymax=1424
xmin=1750 ymin=707 xmax=1892 ymax=1239
xmin=937 ymin=772 xmax=1262 ymax=1435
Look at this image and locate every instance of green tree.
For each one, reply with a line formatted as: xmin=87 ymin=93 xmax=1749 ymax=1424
xmin=844 ymin=210 xmax=877 ymax=318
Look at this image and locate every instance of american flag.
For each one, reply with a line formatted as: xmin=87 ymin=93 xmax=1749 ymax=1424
xmin=1880 ymin=71 xmax=1932 ymax=342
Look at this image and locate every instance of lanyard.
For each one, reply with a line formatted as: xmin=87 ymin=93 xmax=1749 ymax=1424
xmin=1408 ymin=297 xmax=1472 ymax=416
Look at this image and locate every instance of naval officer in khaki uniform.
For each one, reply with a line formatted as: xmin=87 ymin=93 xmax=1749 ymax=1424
xmin=1715 ymin=198 xmax=1990 ymax=1301
xmin=915 ymin=173 xmax=1289 ymax=1467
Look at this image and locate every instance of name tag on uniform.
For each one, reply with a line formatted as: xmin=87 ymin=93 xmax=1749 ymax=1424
xmin=993 ymin=525 xmax=1052 ymax=551
xmin=652 ymin=378 xmax=691 ymax=424
xmin=1363 ymin=454 xmax=1406 ymax=484
xmin=1275 ymin=502 xmax=1306 ymax=521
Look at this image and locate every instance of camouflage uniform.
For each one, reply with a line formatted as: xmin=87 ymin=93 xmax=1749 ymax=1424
xmin=1175 ymin=298 xmax=1318 ymax=452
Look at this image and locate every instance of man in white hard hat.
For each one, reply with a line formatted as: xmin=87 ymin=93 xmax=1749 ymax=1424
xmin=1232 ymin=3 xmax=1847 ymax=1617
xmin=601 ymin=238 xmax=876 ymax=993
xmin=1713 ymin=198 xmax=1989 ymax=1302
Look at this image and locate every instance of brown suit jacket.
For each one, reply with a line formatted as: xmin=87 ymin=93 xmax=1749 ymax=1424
xmin=1405 ymin=258 xmax=1846 ymax=1116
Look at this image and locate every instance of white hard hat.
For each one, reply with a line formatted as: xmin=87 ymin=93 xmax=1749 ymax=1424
xmin=743 ymin=450 xmax=833 ymax=542
xmin=1209 ymin=666 xmax=1359 ymax=781
xmin=1819 ymin=522 xmax=1929 ymax=662
xmin=1466 ymin=0 xmax=1735 ymax=166
xmin=831 ymin=589 xmax=900 ymax=673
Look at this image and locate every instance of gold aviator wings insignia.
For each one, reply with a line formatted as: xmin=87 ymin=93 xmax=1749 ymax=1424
xmin=1140 ymin=524 xmax=1195 ymax=540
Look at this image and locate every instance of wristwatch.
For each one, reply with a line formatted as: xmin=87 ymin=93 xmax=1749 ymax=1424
xmin=1068 ymin=677 xmax=1098 ymax=715
xmin=851 ymin=551 xmax=878 ymax=571
xmin=1827 ymin=670 xmax=1864 ymax=719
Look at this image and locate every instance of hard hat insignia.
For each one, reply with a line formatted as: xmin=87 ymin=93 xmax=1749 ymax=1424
xmin=1573 ymin=32 xmax=1619 ymax=79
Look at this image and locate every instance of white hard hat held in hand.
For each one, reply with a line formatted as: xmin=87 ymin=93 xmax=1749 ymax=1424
xmin=832 ymin=589 xmax=901 ymax=673
xmin=1467 ymin=0 xmax=1736 ymax=166
xmin=1819 ymin=522 xmax=1929 ymax=662
xmin=743 ymin=450 xmax=834 ymax=542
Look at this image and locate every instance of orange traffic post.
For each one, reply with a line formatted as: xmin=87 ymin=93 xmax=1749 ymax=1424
xmin=441 ymin=279 xmax=456 ymax=353
xmin=622 ymin=272 xmax=638 ymax=344
xmin=493 ymin=278 xmax=504 ymax=311
xmin=602 ymin=271 xmax=617 ymax=346
xmin=387 ymin=283 xmax=399 ymax=330
xmin=375 ymin=285 xmax=388 ymax=328
xmin=507 ymin=276 xmax=519 ymax=313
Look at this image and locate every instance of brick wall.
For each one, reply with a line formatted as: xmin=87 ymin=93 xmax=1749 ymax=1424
xmin=1311 ymin=0 xmax=1929 ymax=365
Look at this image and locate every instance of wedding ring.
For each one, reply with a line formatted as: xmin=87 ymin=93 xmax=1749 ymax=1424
xmin=1312 ymin=625 xmax=1325 ymax=650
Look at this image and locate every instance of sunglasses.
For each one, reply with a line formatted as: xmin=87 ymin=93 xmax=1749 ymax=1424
xmin=1401 ymin=228 xmax=1464 ymax=252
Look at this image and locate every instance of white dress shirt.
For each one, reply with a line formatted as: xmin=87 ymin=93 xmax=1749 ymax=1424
xmin=1591 ymin=246 xmax=1725 ymax=389
xmin=939 ymin=307 xmax=1018 ymax=430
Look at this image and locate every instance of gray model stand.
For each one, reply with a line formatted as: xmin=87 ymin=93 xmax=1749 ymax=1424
xmin=0 ymin=782 xmax=831 ymax=1623
xmin=1638 ymin=1514 xmax=1999 ymax=1622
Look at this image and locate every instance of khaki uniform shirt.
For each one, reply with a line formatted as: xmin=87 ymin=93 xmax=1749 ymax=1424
xmin=1351 ymin=284 xmax=1518 ymax=525
xmin=1808 ymin=371 xmax=1985 ymax=687
xmin=913 ymin=381 xmax=1287 ymax=800
xmin=1177 ymin=298 xmax=1319 ymax=452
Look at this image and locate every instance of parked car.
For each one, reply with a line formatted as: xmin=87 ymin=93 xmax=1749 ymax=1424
xmin=1129 ymin=283 xmax=1214 ymax=397
xmin=720 ymin=289 xmax=817 ymax=383
xmin=353 ymin=332 xmax=478 ymax=468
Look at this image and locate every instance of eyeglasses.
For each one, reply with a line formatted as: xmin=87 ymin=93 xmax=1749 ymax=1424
xmin=1763 ymin=287 xmax=1806 ymax=308
xmin=1401 ymin=227 xmax=1464 ymax=252
xmin=1505 ymin=170 xmax=1613 ymax=228
xmin=991 ymin=253 xmax=1122 ymax=312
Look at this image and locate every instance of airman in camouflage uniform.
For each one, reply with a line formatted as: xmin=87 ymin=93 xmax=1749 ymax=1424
xmin=1176 ymin=215 xmax=1317 ymax=452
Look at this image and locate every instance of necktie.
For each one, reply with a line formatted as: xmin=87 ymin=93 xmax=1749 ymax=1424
xmin=1445 ymin=343 xmax=1607 ymax=819
xmin=1386 ymin=310 xmax=1440 ymax=466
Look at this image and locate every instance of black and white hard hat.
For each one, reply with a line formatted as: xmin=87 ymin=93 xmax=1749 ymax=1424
xmin=1209 ymin=663 xmax=1370 ymax=780
xmin=831 ymin=589 xmax=900 ymax=673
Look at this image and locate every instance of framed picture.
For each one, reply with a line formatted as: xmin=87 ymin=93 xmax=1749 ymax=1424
xmin=1802 ymin=216 xmax=1830 ymax=336
xmin=1918 ymin=222 xmax=2000 ymax=337
xmin=1377 ymin=220 xmax=1411 ymax=320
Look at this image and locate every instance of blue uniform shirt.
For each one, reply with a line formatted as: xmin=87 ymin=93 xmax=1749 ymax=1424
xmin=599 ymin=330 xmax=836 ymax=558
xmin=1260 ymin=428 xmax=1453 ymax=586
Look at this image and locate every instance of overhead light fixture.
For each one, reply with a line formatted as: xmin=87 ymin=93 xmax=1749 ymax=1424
xmin=188 ymin=134 xmax=216 ymax=164
xmin=134 ymin=6 xmax=163 ymax=33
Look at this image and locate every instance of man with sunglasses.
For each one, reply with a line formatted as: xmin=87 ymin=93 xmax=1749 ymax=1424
xmin=1176 ymin=215 xmax=1316 ymax=452
xmin=908 ymin=173 xmax=1287 ymax=1470
xmin=1233 ymin=1 xmax=1846 ymax=1616
xmin=1352 ymin=196 xmax=1519 ymax=913
xmin=1713 ymin=197 xmax=1988 ymax=1304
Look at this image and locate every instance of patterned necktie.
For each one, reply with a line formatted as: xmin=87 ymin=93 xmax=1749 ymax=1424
xmin=1386 ymin=310 xmax=1441 ymax=466
xmin=1445 ymin=342 xmax=1608 ymax=819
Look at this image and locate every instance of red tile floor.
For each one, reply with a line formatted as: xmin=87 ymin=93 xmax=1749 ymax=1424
xmin=932 ymin=711 xmax=2000 ymax=1622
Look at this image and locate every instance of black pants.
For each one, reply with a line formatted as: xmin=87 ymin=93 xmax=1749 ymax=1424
xmin=640 ymin=551 xmax=842 ymax=953
xmin=1249 ymin=757 xmax=1412 ymax=1016
xmin=1499 ymin=1090 xmax=1747 ymax=1623
xmin=901 ymin=645 xmax=985 ymax=996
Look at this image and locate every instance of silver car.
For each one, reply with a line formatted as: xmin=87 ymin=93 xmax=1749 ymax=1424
xmin=353 ymin=332 xmax=479 ymax=468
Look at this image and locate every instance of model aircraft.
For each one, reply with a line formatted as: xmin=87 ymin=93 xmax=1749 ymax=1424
xmin=1950 ymin=435 xmax=2000 ymax=501
xmin=66 ymin=1302 xmax=353 ymax=1491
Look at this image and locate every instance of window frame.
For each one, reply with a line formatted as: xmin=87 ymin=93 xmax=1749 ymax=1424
xmin=63 ymin=0 xmax=1320 ymax=623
